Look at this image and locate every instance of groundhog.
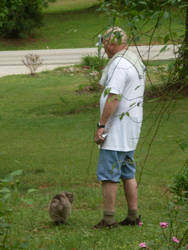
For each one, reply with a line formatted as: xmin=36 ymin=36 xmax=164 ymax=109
xmin=49 ymin=191 xmax=74 ymax=225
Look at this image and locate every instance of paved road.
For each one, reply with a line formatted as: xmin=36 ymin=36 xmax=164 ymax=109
xmin=0 ymin=45 xmax=179 ymax=77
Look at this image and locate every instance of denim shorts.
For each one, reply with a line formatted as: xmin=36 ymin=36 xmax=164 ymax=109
xmin=97 ymin=149 xmax=136 ymax=182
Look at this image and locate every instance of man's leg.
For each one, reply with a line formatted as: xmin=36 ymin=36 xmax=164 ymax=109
xmin=94 ymin=182 xmax=118 ymax=228
xmin=102 ymin=181 xmax=118 ymax=224
xmin=95 ymin=149 xmax=120 ymax=228
xmin=119 ymin=177 xmax=140 ymax=225
xmin=119 ymin=151 xmax=141 ymax=225
xmin=123 ymin=178 xmax=138 ymax=220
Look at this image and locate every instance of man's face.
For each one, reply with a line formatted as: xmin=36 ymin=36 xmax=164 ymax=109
xmin=103 ymin=39 xmax=115 ymax=58
xmin=103 ymin=32 xmax=128 ymax=58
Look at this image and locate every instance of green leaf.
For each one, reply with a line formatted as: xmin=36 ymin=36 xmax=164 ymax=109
xmin=129 ymin=102 xmax=136 ymax=107
xmin=104 ymin=87 xmax=111 ymax=97
xmin=59 ymin=96 xmax=66 ymax=103
xmin=0 ymin=187 xmax=11 ymax=193
xmin=163 ymin=34 xmax=170 ymax=44
xmin=108 ymin=95 xmax=115 ymax=103
xmin=27 ymin=188 xmax=38 ymax=194
xmin=112 ymin=162 xmax=116 ymax=170
xmin=134 ymin=35 xmax=140 ymax=42
xmin=139 ymin=1 xmax=147 ymax=6
xmin=19 ymin=242 xmax=29 ymax=249
xmin=111 ymin=31 xmax=122 ymax=45
xmin=117 ymin=94 xmax=122 ymax=101
xmin=147 ymin=97 xmax=161 ymax=103
xmin=120 ymin=112 xmax=125 ymax=120
xmin=168 ymin=62 xmax=175 ymax=72
xmin=10 ymin=169 xmax=23 ymax=177
xmin=23 ymin=199 xmax=33 ymax=205
xmin=0 ymin=223 xmax=11 ymax=229
xmin=2 ymin=193 xmax=11 ymax=200
xmin=160 ymin=45 xmax=168 ymax=53
xmin=126 ymin=112 xmax=130 ymax=117
xmin=110 ymin=162 xmax=116 ymax=176
xmin=178 ymin=141 xmax=188 ymax=152
xmin=135 ymin=85 xmax=141 ymax=90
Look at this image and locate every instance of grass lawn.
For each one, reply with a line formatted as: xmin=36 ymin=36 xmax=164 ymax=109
xmin=44 ymin=0 xmax=99 ymax=13
xmin=0 ymin=66 xmax=187 ymax=249
xmin=0 ymin=5 xmax=185 ymax=51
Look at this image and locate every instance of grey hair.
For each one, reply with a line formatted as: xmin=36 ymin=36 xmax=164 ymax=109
xmin=104 ymin=26 xmax=127 ymax=45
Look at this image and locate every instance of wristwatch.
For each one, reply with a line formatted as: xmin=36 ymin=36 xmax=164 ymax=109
xmin=97 ymin=122 xmax=105 ymax=129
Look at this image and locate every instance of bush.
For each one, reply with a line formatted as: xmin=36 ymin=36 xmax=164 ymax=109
xmin=0 ymin=0 xmax=54 ymax=38
xmin=170 ymin=162 xmax=188 ymax=201
xmin=0 ymin=169 xmax=37 ymax=248
xmin=80 ymin=55 xmax=109 ymax=92
xmin=0 ymin=170 xmax=23 ymax=248
xmin=81 ymin=55 xmax=108 ymax=71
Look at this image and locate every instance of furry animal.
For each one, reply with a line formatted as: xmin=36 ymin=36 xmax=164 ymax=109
xmin=49 ymin=191 xmax=74 ymax=225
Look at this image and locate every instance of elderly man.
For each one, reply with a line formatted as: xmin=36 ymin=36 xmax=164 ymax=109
xmin=94 ymin=27 xmax=145 ymax=229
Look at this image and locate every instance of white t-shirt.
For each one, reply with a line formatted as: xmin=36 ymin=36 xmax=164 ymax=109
xmin=100 ymin=57 xmax=145 ymax=152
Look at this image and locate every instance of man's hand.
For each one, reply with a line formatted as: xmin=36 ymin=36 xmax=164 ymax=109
xmin=94 ymin=128 xmax=105 ymax=144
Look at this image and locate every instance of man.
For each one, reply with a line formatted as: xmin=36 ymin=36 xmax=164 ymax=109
xmin=94 ymin=27 xmax=145 ymax=229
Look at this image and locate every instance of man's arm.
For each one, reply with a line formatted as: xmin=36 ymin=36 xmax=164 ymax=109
xmin=99 ymin=93 xmax=119 ymax=125
xmin=94 ymin=93 xmax=120 ymax=144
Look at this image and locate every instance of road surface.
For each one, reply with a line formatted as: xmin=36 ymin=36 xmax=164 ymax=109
xmin=0 ymin=45 xmax=179 ymax=77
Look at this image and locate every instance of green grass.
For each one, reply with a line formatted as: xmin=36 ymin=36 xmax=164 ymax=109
xmin=0 ymin=68 xmax=187 ymax=249
xmin=44 ymin=0 xmax=99 ymax=14
xmin=0 ymin=6 xmax=185 ymax=51
xmin=0 ymin=8 xmax=109 ymax=50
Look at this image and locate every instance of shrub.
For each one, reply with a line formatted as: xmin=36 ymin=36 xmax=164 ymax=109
xmin=0 ymin=0 xmax=54 ymax=38
xmin=22 ymin=53 xmax=43 ymax=75
xmin=80 ymin=55 xmax=108 ymax=91
xmin=0 ymin=170 xmax=23 ymax=248
xmin=170 ymin=162 xmax=188 ymax=201
xmin=0 ymin=169 xmax=37 ymax=248
xmin=81 ymin=55 xmax=108 ymax=71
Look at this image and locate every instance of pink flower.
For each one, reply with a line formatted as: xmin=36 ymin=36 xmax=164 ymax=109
xmin=139 ymin=242 xmax=147 ymax=248
xmin=172 ymin=237 xmax=180 ymax=244
xmin=160 ymin=222 xmax=168 ymax=228
xmin=139 ymin=221 xmax=143 ymax=227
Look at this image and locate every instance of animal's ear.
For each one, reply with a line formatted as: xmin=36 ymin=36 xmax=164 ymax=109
xmin=53 ymin=194 xmax=63 ymax=201
xmin=65 ymin=192 xmax=74 ymax=203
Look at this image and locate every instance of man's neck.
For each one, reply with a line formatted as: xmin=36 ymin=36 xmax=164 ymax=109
xmin=115 ymin=45 xmax=128 ymax=54
xmin=110 ymin=45 xmax=128 ymax=58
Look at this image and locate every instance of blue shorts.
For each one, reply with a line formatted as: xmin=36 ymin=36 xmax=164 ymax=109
xmin=97 ymin=149 xmax=136 ymax=182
